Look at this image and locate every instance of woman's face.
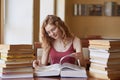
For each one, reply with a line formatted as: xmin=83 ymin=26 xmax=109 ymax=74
xmin=45 ymin=24 xmax=62 ymax=39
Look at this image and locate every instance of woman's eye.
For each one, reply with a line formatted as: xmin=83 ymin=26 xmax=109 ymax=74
xmin=47 ymin=31 xmax=50 ymax=35
xmin=46 ymin=27 xmax=57 ymax=35
xmin=51 ymin=27 xmax=56 ymax=32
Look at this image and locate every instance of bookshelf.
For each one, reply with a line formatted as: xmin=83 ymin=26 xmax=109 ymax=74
xmin=73 ymin=2 xmax=120 ymax=16
xmin=73 ymin=4 xmax=103 ymax=16
xmin=65 ymin=0 xmax=120 ymax=39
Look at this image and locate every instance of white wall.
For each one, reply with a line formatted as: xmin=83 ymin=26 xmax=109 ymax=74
xmin=4 ymin=0 xmax=33 ymax=44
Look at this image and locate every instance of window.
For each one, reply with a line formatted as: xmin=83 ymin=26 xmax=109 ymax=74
xmin=4 ymin=0 xmax=33 ymax=44
xmin=40 ymin=0 xmax=55 ymax=27
xmin=0 ymin=0 xmax=56 ymax=44
xmin=39 ymin=0 xmax=55 ymax=42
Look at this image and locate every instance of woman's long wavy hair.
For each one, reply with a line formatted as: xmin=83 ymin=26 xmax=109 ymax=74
xmin=40 ymin=15 xmax=74 ymax=64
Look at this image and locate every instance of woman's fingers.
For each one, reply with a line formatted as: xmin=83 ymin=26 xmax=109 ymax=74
xmin=32 ymin=60 xmax=37 ymax=68
xmin=71 ymin=53 xmax=81 ymax=59
xmin=33 ymin=60 xmax=41 ymax=68
xmin=37 ymin=60 xmax=41 ymax=66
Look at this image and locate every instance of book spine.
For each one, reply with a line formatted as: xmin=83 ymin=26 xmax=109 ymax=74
xmin=74 ymin=4 xmax=79 ymax=16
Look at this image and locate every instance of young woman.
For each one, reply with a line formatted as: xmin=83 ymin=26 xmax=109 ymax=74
xmin=33 ymin=15 xmax=86 ymax=68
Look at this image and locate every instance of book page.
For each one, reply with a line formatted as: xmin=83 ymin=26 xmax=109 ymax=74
xmin=34 ymin=64 xmax=61 ymax=77
xmin=59 ymin=53 xmax=81 ymax=66
xmin=36 ymin=64 xmax=61 ymax=72
xmin=61 ymin=63 xmax=81 ymax=71
xmin=60 ymin=63 xmax=87 ymax=78
xmin=59 ymin=54 xmax=73 ymax=64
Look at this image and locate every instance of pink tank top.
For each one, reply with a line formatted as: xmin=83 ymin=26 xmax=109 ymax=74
xmin=49 ymin=44 xmax=76 ymax=64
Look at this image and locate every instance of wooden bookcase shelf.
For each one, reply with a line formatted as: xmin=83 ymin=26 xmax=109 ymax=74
xmin=65 ymin=0 xmax=120 ymax=39
xmin=73 ymin=2 xmax=120 ymax=16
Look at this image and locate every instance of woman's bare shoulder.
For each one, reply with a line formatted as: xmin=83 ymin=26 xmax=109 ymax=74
xmin=73 ymin=36 xmax=81 ymax=43
xmin=73 ymin=36 xmax=82 ymax=51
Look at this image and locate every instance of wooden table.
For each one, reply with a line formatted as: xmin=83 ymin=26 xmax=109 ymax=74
xmin=0 ymin=77 xmax=103 ymax=80
xmin=0 ymin=71 xmax=103 ymax=80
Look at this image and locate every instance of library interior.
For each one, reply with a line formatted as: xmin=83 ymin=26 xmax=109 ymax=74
xmin=0 ymin=0 xmax=120 ymax=80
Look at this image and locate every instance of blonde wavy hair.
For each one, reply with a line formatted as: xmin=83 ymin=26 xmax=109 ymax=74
xmin=40 ymin=15 xmax=74 ymax=64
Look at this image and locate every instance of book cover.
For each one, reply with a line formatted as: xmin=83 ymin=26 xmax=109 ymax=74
xmin=89 ymin=44 xmax=120 ymax=50
xmin=0 ymin=44 xmax=33 ymax=50
xmin=90 ymin=62 xmax=120 ymax=71
xmin=89 ymin=39 xmax=120 ymax=46
xmin=90 ymin=58 xmax=120 ymax=66
xmin=73 ymin=4 xmax=79 ymax=16
xmin=0 ymin=63 xmax=32 ymax=68
xmin=117 ymin=5 xmax=120 ymax=16
xmin=1 ymin=72 xmax=33 ymax=78
xmin=0 ymin=48 xmax=34 ymax=53
xmin=78 ymin=4 xmax=88 ymax=16
xmin=89 ymin=70 xmax=120 ymax=79
xmin=0 ymin=67 xmax=33 ymax=73
xmin=90 ymin=67 xmax=120 ymax=74
xmin=89 ymin=48 xmax=120 ymax=53
xmin=1 ymin=56 xmax=35 ymax=61
xmin=89 ymin=50 xmax=120 ymax=59
xmin=1 ymin=53 xmax=34 ymax=58
xmin=0 ymin=59 xmax=33 ymax=65
xmin=89 ymin=67 xmax=120 ymax=79
xmin=0 ymin=57 xmax=34 ymax=63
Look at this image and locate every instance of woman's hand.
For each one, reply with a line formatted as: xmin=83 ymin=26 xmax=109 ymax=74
xmin=71 ymin=52 xmax=81 ymax=60
xmin=71 ymin=52 xmax=86 ymax=67
xmin=32 ymin=59 xmax=41 ymax=69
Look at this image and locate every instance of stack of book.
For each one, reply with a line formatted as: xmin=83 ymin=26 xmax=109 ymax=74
xmin=0 ymin=44 xmax=34 ymax=78
xmin=88 ymin=39 xmax=120 ymax=80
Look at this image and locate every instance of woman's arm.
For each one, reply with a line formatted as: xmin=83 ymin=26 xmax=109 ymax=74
xmin=41 ymin=51 xmax=49 ymax=65
xmin=73 ymin=37 xmax=86 ymax=67
xmin=33 ymin=50 xmax=49 ymax=69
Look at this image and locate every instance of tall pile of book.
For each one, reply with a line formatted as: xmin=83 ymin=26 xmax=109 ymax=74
xmin=0 ymin=44 xmax=35 ymax=78
xmin=88 ymin=39 xmax=120 ymax=80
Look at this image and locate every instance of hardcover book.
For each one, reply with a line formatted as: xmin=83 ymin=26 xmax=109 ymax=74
xmin=34 ymin=54 xmax=87 ymax=78
xmin=34 ymin=63 xmax=87 ymax=78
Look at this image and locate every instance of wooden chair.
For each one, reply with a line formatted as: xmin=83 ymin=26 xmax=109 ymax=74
xmin=34 ymin=42 xmax=42 ymax=59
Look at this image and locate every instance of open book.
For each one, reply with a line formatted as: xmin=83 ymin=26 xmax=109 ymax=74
xmin=34 ymin=63 xmax=87 ymax=77
xmin=34 ymin=54 xmax=87 ymax=78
